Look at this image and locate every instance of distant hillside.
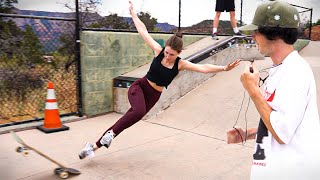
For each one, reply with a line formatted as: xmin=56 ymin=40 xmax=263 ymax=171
xmin=11 ymin=9 xmax=177 ymax=32
xmin=4 ymin=8 xmax=177 ymax=52
xmin=181 ymin=19 xmax=237 ymax=34
xmin=123 ymin=17 xmax=177 ymax=32
xmin=12 ymin=8 xmax=75 ymax=18
xmin=156 ymin=22 xmax=177 ymax=32
xmin=10 ymin=8 xmax=77 ymax=52
xmin=4 ymin=9 xmax=179 ymax=52
xmin=4 ymin=9 xmax=239 ymax=53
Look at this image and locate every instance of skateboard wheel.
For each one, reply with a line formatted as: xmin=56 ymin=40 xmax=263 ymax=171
xmin=16 ymin=146 xmax=23 ymax=153
xmin=59 ymin=171 xmax=69 ymax=179
xmin=54 ymin=168 xmax=63 ymax=175
xmin=16 ymin=147 xmax=29 ymax=156
xmin=22 ymin=150 xmax=29 ymax=157
xmin=55 ymin=168 xmax=69 ymax=179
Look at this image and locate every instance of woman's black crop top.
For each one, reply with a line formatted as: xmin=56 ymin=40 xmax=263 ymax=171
xmin=146 ymin=48 xmax=181 ymax=88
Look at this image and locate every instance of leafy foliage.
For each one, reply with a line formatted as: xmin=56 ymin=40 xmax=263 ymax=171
xmin=314 ymin=19 xmax=320 ymax=26
xmin=1 ymin=0 xmax=44 ymax=66
xmin=136 ymin=12 xmax=158 ymax=31
xmin=0 ymin=0 xmax=18 ymax=13
xmin=20 ymin=25 xmax=43 ymax=64
xmin=0 ymin=19 xmax=23 ymax=57
xmin=88 ymin=13 xmax=130 ymax=29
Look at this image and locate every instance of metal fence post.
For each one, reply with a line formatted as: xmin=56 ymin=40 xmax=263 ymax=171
xmin=75 ymin=0 xmax=83 ymax=117
xmin=309 ymin=8 xmax=313 ymax=40
xmin=179 ymin=0 xmax=181 ymax=31
xmin=240 ymin=0 xmax=243 ymax=26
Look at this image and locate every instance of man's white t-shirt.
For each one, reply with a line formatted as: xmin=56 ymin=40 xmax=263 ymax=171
xmin=251 ymin=51 xmax=320 ymax=180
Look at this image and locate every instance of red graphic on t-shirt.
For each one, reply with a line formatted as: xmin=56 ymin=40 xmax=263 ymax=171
xmin=252 ymin=161 xmax=266 ymax=166
xmin=264 ymin=89 xmax=276 ymax=102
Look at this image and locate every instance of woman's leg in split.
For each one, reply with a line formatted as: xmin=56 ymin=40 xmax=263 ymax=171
xmin=79 ymin=77 xmax=161 ymax=159
xmin=95 ymin=82 xmax=148 ymax=148
xmin=96 ymin=77 xmax=161 ymax=149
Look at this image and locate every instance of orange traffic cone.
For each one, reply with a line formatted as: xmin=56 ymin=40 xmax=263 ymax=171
xmin=37 ymin=81 xmax=69 ymax=133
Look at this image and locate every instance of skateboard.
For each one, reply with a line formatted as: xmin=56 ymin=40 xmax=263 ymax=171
xmin=211 ymin=34 xmax=219 ymax=40
xmin=11 ymin=131 xmax=81 ymax=179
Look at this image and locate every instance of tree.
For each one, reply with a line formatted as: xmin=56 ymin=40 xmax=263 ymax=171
xmin=314 ymin=19 xmax=320 ymax=26
xmin=0 ymin=0 xmax=18 ymax=13
xmin=134 ymin=12 xmax=157 ymax=31
xmin=88 ymin=13 xmax=130 ymax=29
xmin=20 ymin=25 xmax=43 ymax=64
xmin=1 ymin=0 xmax=47 ymax=65
xmin=60 ymin=0 xmax=102 ymax=26
xmin=58 ymin=31 xmax=75 ymax=55
xmin=0 ymin=19 xmax=23 ymax=58
xmin=0 ymin=0 xmax=22 ymax=58
xmin=106 ymin=14 xmax=130 ymax=29
xmin=58 ymin=0 xmax=102 ymax=69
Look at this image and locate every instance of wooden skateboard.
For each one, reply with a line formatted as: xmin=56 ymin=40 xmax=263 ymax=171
xmin=11 ymin=131 xmax=81 ymax=179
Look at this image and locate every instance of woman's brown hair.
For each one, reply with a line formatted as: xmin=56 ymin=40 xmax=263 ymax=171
xmin=165 ymin=32 xmax=183 ymax=53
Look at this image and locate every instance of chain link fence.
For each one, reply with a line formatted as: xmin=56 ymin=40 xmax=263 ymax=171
xmin=291 ymin=4 xmax=313 ymax=39
xmin=0 ymin=11 xmax=79 ymax=126
xmin=0 ymin=0 xmax=314 ymax=127
xmin=80 ymin=0 xmax=312 ymax=39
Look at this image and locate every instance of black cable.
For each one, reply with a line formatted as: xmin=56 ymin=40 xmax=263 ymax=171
xmin=233 ymin=91 xmax=246 ymax=144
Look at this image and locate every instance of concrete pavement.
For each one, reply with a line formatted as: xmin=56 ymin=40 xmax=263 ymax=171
xmin=0 ymin=41 xmax=319 ymax=180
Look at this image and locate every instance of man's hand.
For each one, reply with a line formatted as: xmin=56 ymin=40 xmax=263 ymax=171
xmin=227 ymin=127 xmax=246 ymax=144
xmin=240 ymin=62 xmax=260 ymax=97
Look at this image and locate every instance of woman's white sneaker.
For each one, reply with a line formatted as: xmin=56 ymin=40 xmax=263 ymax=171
xmin=79 ymin=142 xmax=94 ymax=159
xmin=100 ymin=130 xmax=114 ymax=148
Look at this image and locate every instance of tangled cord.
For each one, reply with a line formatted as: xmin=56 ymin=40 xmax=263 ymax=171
xmin=233 ymin=91 xmax=251 ymax=145
xmin=233 ymin=61 xmax=282 ymax=145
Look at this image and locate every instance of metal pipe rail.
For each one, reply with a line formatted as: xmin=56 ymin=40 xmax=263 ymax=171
xmin=186 ymin=36 xmax=253 ymax=63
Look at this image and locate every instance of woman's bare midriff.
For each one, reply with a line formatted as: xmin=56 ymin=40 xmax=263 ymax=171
xmin=147 ymin=79 xmax=164 ymax=92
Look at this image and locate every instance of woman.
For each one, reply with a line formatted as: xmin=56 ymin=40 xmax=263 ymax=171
xmin=79 ymin=1 xmax=241 ymax=159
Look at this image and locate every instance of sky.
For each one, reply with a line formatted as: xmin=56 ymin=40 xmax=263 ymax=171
xmin=14 ymin=0 xmax=320 ymax=27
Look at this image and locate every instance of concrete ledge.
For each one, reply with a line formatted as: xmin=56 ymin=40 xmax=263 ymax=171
xmin=294 ymin=39 xmax=310 ymax=51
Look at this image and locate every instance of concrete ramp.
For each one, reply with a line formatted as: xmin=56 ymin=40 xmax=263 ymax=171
xmin=299 ymin=41 xmax=320 ymax=111
xmin=1 ymin=42 xmax=319 ymax=180
xmin=113 ymin=35 xmax=264 ymax=119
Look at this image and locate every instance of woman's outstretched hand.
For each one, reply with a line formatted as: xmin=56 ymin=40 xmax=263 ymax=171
xmin=129 ymin=1 xmax=135 ymax=16
xmin=224 ymin=59 xmax=241 ymax=71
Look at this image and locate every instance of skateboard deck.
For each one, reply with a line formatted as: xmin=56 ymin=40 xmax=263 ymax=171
xmin=211 ymin=34 xmax=219 ymax=40
xmin=11 ymin=131 xmax=81 ymax=179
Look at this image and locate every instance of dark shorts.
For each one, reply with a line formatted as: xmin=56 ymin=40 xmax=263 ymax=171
xmin=215 ymin=0 xmax=235 ymax=12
